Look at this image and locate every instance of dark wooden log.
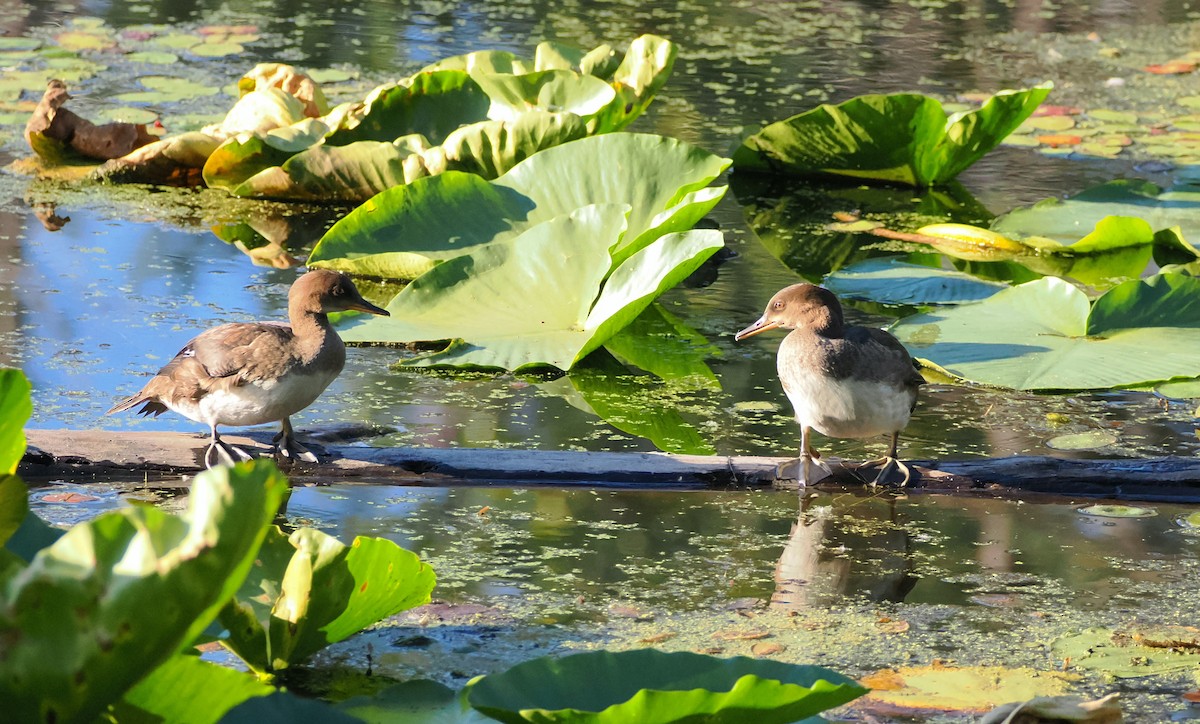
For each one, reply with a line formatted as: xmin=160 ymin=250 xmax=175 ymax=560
xmin=18 ymin=429 xmax=1200 ymax=502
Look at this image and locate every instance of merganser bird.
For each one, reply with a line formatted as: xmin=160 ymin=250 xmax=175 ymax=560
xmin=107 ymin=269 xmax=389 ymax=468
xmin=735 ymin=283 xmax=923 ymax=487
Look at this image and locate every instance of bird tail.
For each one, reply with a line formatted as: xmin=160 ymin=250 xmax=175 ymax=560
xmin=106 ymin=394 xmax=167 ymax=417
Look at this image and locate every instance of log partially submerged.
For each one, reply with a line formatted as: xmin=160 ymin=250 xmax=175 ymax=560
xmin=19 ymin=428 xmax=1200 ymax=502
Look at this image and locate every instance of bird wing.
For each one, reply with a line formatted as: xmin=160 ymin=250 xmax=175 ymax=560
xmin=840 ymin=326 xmax=925 ymax=392
xmin=107 ymin=323 xmax=299 ymax=415
xmin=186 ymin=322 xmax=299 ymax=383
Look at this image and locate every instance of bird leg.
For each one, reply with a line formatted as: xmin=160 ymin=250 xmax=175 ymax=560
xmin=204 ymin=426 xmax=254 ymax=469
xmin=858 ymin=432 xmax=912 ymax=488
xmin=776 ymin=425 xmax=832 ymax=488
xmin=273 ymin=417 xmax=318 ymax=463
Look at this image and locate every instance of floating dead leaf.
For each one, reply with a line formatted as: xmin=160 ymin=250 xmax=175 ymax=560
xmin=1182 ymin=690 xmax=1200 ymax=703
xmin=970 ymin=593 xmax=1022 ymax=608
xmin=26 ymin=80 xmax=156 ymax=162
xmin=640 ymin=632 xmax=675 ymax=644
xmin=1031 ymin=104 xmax=1082 ymax=117
xmin=859 ymin=665 xmax=1078 ymax=717
xmin=981 ymin=693 xmax=1122 ymax=724
xmin=875 ymin=617 xmax=910 ymax=633
xmin=751 ymin=642 xmax=785 ymax=656
xmin=40 ymin=492 xmax=100 ymax=503
xmin=609 ymin=603 xmax=654 ymax=621
xmin=724 ymin=597 xmax=762 ymax=611
xmin=476 ymin=506 xmax=491 ymax=516
xmin=713 ymin=629 xmax=770 ymax=641
xmin=696 ymin=647 xmax=725 ymax=655
xmin=1125 ymin=624 xmax=1200 ymax=649
xmin=1146 ymin=60 xmax=1197 ymax=74
xmin=1036 ymin=134 xmax=1082 ymax=147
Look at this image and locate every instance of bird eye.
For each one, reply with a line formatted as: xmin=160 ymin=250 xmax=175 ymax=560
xmin=772 ymin=300 xmax=785 ymax=310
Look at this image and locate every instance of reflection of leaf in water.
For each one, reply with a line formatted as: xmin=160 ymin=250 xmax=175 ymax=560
xmin=545 ymin=348 xmax=718 ymax=456
xmin=731 ymin=174 xmax=991 ymax=280
xmin=604 ymin=303 xmax=719 ymax=388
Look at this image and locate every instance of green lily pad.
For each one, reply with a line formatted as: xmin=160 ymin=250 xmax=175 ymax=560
xmin=472 ymin=69 xmax=615 ymax=122
xmin=824 ymin=257 xmax=1008 ymax=305
xmin=307 ymin=68 xmax=356 ymax=84
xmin=1155 ymin=378 xmax=1200 ymax=399
xmin=1077 ymin=504 xmax=1156 ymax=518
xmin=146 ymin=32 xmax=203 ymax=50
xmin=219 ymin=526 xmax=435 ymax=674
xmin=56 ymin=30 xmax=117 ymax=52
xmin=191 ymin=41 xmax=244 ymax=57
xmin=892 ymin=274 xmax=1200 ymax=390
xmin=116 ymin=74 xmax=221 ymax=103
xmin=1045 ymin=431 xmax=1118 ymax=450
xmin=0 ymin=369 xmax=32 ymax=475
xmin=339 ymin=205 xmax=724 ymax=371
xmin=323 ymin=70 xmax=491 ymax=147
xmin=339 ymin=680 xmax=491 ymax=723
xmin=309 ymin=133 xmax=729 ymax=278
xmin=732 ymin=83 xmax=1052 ymax=187
xmin=0 ymin=37 xmax=41 ymax=52
xmin=96 ymin=106 xmax=159 ymax=124
xmin=466 ymin=649 xmax=866 ymax=724
xmin=992 ymin=179 xmax=1200 ymax=246
xmin=126 ymin=50 xmax=179 ymax=64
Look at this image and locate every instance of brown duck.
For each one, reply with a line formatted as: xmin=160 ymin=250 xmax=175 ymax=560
xmin=108 ymin=269 xmax=389 ymax=468
xmin=735 ymin=283 xmax=923 ymax=487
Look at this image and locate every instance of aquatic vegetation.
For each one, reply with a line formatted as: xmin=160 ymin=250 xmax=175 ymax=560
xmin=1 ymin=457 xmax=288 ymax=723
xmin=337 ymin=204 xmax=724 ymax=371
xmin=1053 ymin=627 xmax=1200 ymax=678
xmin=219 ymin=526 xmax=436 ymax=675
xmin=891 ymin=274 xmax=1200 ymax=390
xmin=824 ymin=257 xmax=1008 ymax=306
xmin=467 ymin=650 xmax=866 ymax=723
xmin=731 ymin=84 xmax=1052 ymax=187
xmin=0 ymin=369 xmax=30 ymax=473
xmin=329 ymin=134 xmax=728 ymax=372
xmin=87 ymin=35 xmax=676 ymax=200
xmin=858 ymin=664 xmax=1077 ymax=716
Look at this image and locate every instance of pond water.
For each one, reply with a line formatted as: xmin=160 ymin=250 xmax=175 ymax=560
xmin=4 ymin=0 xmax=1200 ymax=462
xmin=7 ymin=0 xmax=1200 ymax=719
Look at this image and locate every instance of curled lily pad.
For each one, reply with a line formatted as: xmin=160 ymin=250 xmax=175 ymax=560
xmin=1077 ymin=505 xmax=1156 ymax=518
xmin=338 ymin=204 xmax=725 ymax=371
xmin=466 ymin=650 xmax=866 ymax=724
xmin=0 ymin=370 xmax=32 ymax=475
xmin=733 ymin=84 xmax=1052 ymax=187
xmin=891 ymin=274 xmax=1200 ymax=390
xmin=309 ymin=133 xmax=729 ymax=278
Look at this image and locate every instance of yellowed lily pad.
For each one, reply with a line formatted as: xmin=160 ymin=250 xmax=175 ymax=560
xmin=126 ymin=50 xmax=179 ymax=64
xmin=1054 ymin=627 xmax=1200 ymax=677
xmin=860 ymin=665 xmax=1077 ymax=716
xmin=146 ymin=33 xmax=202 ymax=50
xmin=96 ymin=107 xmax=159 ymax=125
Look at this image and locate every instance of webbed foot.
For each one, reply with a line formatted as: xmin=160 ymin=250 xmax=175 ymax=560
xmin=204 ymin=438 xmax=255 ymax=469
xmin=776 ymin=454 xmax=833 ymax=487
xmin=859 ymin=456 xmax=912 ymax=488
xmin=273 ymin=422 xmax=319 ymax=464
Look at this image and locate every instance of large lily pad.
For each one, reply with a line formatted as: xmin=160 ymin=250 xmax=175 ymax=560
xmin=219 ymin=525 xmax=435 ymax=674
xmin=991 ymin=179 xmax=1200 ymax=246
xmin=1053 ymin=627 xmax=1200 ymax=678
xmin=732 ymin=84 xmax=1052 ymax=187
xmin=338 ymin=205 xmax=724 ymax=371
xmin=309 ymin=133 xmax=730 ymax=279
xmin=466 ymin=649 xmax=866 ymax=724
xmin=824 ymin=257 xmax=1008 ymax=305
xmin=0 ymin=460 xmax=287 ymax=724
xmin=891 ymin=273 xmax=1200 ymax=390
